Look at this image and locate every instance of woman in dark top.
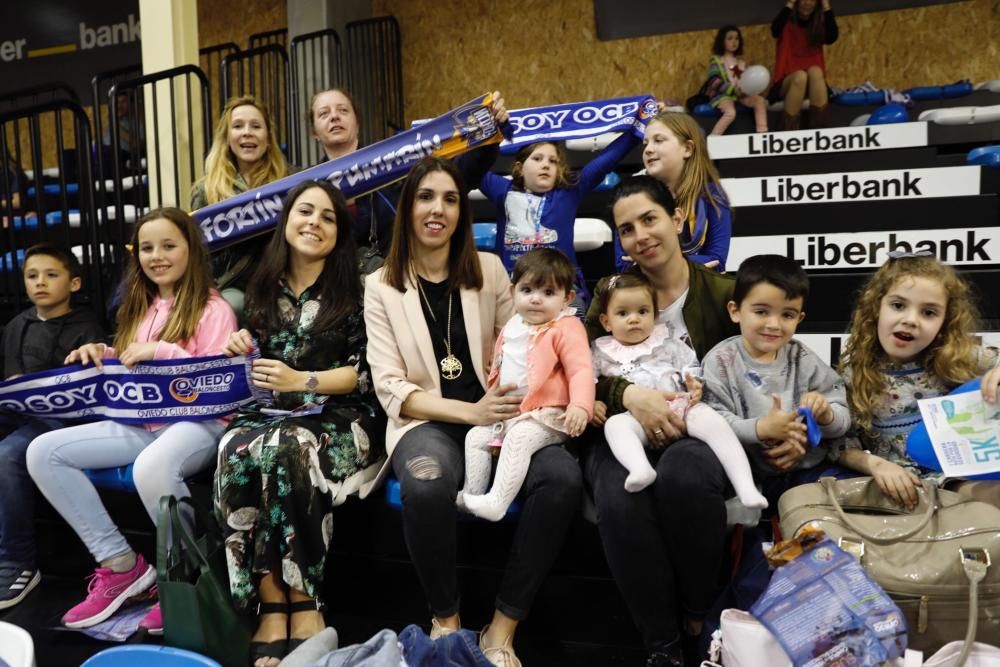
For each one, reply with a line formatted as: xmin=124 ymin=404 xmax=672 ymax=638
xmin=215 ymin=179 xmax=384 ymax=667
xmin=364 ymin=156 xmax=582 ymax=667
xmin=770 ymin=0 xmax=839 ymax=130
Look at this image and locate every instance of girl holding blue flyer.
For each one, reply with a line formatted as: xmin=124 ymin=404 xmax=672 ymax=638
xmin=479 ymin=125 xmax=640 ymax=309
xmin=25 ymin=208 xmax=237 ymax=634
xmin=837 ymin=254 xmax=1000 ymax=508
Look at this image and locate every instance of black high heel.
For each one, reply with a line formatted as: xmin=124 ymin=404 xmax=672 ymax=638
xmin=286 ymin=598 xmax=326 ymax=655
xmin=249 ymin=602 xmax=288 ymax=667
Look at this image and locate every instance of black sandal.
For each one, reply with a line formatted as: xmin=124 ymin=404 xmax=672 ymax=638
xmin=286 ymin=598 xmax=325 ymax=655
xmin=249 ymin=602 xmax=288 ymax=667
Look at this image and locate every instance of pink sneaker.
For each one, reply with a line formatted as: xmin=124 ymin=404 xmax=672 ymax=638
xmin=139 ymin=602 xmax=163 ymax=635
xmin=62 ymin=553 xmax=156 ymax=628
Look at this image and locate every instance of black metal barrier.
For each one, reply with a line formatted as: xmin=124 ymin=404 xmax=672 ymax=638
xmin=221 ymin=45 xmax=290 ymax=159
xmin=200 ymin=42 xmax=240 ymax=117
xmin=289 ymin=28 xmax=345 ymax=167
xmin=105 ymin=65 xmax=211 ymax=280
xmin=248 ymin=28 xmax=288 ymax=51
xmin=345 ymin=17 xmax=403 ymax=147
xmin=0 ymin=100 xmax=103 ymax=321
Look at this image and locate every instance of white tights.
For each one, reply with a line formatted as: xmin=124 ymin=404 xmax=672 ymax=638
xmin=460 ymin=418 xmax=566 ymax=521
xmin=604 ymin=403 xmax=768 ymax=508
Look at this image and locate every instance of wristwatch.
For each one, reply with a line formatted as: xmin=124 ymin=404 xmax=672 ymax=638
xmin=305 ymin=371 xmax=319 ymax=393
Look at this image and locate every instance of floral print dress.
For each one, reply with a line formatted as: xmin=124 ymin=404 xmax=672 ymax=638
xmin=213 ymin=282 xmax=385 ymax=609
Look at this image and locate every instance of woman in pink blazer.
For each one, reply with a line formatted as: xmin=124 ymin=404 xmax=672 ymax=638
xmin=363 ymin=156 xmax=583 ymax=666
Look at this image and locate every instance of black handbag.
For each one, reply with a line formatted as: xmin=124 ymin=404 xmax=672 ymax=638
xmin=357 ymin=195 xmax=385 ymax=276
xmin=156 ymin=496 xmax=250 ymax=667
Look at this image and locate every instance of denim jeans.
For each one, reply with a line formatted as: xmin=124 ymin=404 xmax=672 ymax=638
xmin=25 ymin=419 xmax=224 ymax=562
xmin=391 ymin=421 xmax=583 ymax=620
xmin=399 ymin=624 xmax=493 ymax=667
xmin=0 ymin=417 xmax=65 ymax=566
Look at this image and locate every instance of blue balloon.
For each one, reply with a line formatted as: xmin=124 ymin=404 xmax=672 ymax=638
xmin=905 ymin=378 xmax=1000 ymax=480
xmin=867 ymin=103 xmax=909 ymax=125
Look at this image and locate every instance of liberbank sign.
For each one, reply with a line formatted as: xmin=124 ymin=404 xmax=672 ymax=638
xmin=708 ymin=123 xmax=929 ymax=160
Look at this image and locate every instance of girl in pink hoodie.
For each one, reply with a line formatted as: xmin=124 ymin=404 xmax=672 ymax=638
xmin=459 ymin=248 xmax=594 ymax=521
xmin=26 ymin=208 xmax=236 ymax=633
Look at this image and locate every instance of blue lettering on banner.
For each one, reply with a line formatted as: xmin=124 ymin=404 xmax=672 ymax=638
xmin=0 ymin=355 xmax=257 ymax=423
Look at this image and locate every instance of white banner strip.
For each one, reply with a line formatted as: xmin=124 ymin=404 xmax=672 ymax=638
xmin=729 ymin=227 xmax=1000 ymax=271
xmin=708 ymin=122 xmax=929 ymax=160
xmin=722 ymin=165 xmax=980 ymax=207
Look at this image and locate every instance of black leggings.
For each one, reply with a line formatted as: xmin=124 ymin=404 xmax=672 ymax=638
xmin=584 ymin=435 xmax=731 ymax=651
xmin=391 ymin=421 xmax=583 ymax=620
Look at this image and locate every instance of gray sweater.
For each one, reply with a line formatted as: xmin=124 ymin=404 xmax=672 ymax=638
xmin=701 ymin=335 xmax=851 ymax=474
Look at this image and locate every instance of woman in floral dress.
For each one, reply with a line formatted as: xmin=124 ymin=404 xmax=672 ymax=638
xmin=214 ymin=179 xmax=384 ymax=667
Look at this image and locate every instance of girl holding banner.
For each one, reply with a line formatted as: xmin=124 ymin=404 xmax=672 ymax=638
xmin=214 ymin=180 xmax=384 ymax=667
xmin=25 ymin=208 xmax=238 ymax=634
xmin=479 ymin=131 xmax=639 ymax=311
xmin=365 ymin=157 xmax=582 ymax=667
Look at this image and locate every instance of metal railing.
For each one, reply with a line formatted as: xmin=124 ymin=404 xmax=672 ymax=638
xmin=0 ymin=100 xmax=103 ymax=320
xmin=199 ymin=42 xmax=240 ymax=116
xmin=346 ymin=17 xmax=403 ymax=147
xmin=248 ymin=28 xmax=287 ymax=50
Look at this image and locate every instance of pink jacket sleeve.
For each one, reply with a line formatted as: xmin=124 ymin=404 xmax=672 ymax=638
xmin=556 ymin=317 xmax=596 ymax=418
xmin=154 ymin=294 xmax=238 ymax=360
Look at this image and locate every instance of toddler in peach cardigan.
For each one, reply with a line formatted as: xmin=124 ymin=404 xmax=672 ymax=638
xmin=460 ymin=248 xmax=594 ymax=521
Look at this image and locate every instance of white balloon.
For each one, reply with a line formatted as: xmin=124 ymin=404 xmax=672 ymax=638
xmin=740 ymin=65 xmax=771 ymax=97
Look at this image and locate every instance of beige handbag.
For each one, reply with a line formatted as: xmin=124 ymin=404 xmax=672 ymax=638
xmin=778 ymin=476 xmax=1000 ymax=653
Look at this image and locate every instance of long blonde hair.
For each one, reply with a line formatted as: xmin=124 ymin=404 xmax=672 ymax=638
xmin=197 ymin=96 xmax=288 ymax=205
xmin=113 ymin=208 xmax=215 ymax=352
xmin=649 ymin=111 xmax=727 ymax=236
xmin=839 ymin=256 xmax=982 ymax=433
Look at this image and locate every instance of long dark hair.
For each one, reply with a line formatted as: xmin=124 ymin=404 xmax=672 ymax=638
xmin=382 ymin=156 xmax=483 ymax=293
xmin=712 ymin=25 xmax=743 ymax=56
xmin=245 ymin=179 xmax=361 ymax=337
xmin=795 ymin=0 xmax=826 ymax=45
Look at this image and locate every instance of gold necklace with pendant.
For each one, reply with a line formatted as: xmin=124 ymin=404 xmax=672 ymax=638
xmin=417 ymin=279 xmax=463 ymax=380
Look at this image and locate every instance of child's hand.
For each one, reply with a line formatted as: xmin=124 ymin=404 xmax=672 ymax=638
xmin=762 ymin=437 xmax=808 ymax=472
xmin=981 ymin=366 xmax=1000 ymax=404
xmin=562 ymin=406 xmax=589 ymax=437
xmin=800 ymin=391 xmax=834 ymax=425
xmin=66 ymin=342 xmax=108 ymax=368
xmin=756 ymin=394 xmax=806 ymax=442
xmin=223 ymin=329 xmax=255 ymax=357
xmin=590 ymin=400 xmax=608 ymax=427
xmin=685 ymin=374 xmax=703 ymax=404
xmin=489 ymin=90 xmax=509 ymax=125
xmin=870 ymin=456 xmax=921 ymax=510
xmin=119 ymin=342 xmax=159 ymax=369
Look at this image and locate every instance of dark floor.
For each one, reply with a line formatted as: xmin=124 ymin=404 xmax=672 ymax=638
xmin=2 ymin=487 xmax=651 ymax=667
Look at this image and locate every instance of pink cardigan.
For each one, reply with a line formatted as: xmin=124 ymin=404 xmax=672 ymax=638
xmin=106 ymin=292 xmax=237 ymax=430
xmin=487 ymin=315 xmax=595 ymax=418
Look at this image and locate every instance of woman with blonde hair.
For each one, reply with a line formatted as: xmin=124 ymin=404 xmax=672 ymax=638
xmin=192 ymin=96 xmax=291 ymax=313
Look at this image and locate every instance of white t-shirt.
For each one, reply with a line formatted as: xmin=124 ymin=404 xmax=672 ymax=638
xmin=658 ymin=287 xmax=692 ymax=357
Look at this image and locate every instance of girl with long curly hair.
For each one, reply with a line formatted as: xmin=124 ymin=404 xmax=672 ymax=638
xmin=837 ymin=255 xmax=1000 ymax=508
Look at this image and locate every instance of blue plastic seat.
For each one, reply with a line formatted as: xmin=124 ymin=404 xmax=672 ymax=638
xmin=968 ymin=145 xmax=1000 ymax=168
xmin=473 ymin=222 xmax=496 ymax=251
xmin=81 ymin=645 xmax=222 ymax=667
xmin=384 ymin=476 xmax=521 ymax=518
xmin=84 ymin=465 xmax=137 ymax=493
xmin=25 ymin=182 xmax=80 ymax=197
xmin=834 ymin=90 xmax=888 ymax=106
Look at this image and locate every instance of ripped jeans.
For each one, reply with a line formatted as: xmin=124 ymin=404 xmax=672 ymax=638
xmin=391 ymin=421 xmax=582 ymax=620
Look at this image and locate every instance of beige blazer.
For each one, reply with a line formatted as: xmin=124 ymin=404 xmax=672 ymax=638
xmin=360 ymin=251 xmax=513 ymax=498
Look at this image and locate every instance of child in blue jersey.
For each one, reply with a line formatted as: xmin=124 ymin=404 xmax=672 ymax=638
xmin=479 ymin=133 xmax=639 ymax=309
